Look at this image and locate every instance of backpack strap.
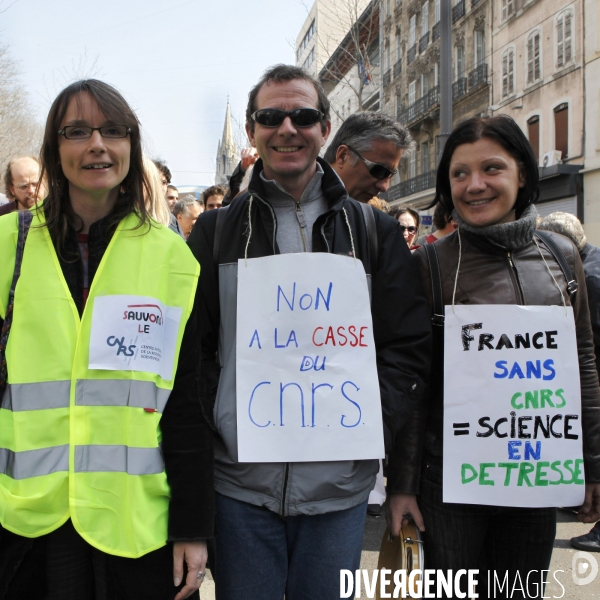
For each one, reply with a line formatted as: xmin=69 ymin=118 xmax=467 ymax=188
xmin=534 ymin=230 xmax=578 ymax=303
xmin=424 ymin=241 xmax=445 ymax=329
xmin=0 ymin=210 xmax=34 ymax=394
xmin=359 ymin=202 xmax=378 ymax=275
xmin=212 ymin=205 xmax=229 ymax=264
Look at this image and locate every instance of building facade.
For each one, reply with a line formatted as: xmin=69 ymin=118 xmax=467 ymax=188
xmin=381 ymin=0 xmax=492 ymax=217
xmin=491 ymin=0 xmax=584 ymax=224
xmin=215 ymin=100 xmax=238 ymax=186
xmin=583 ymin=0 xmax=600 ymax=244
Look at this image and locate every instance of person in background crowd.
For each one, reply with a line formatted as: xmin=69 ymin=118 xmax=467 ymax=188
xmin=538 ymin=211 xmax=600 ymax=553
xmin=173 ymin=195 xmax=203 ymax=239
xmin=324 ymin=112 xmax=411 ymax=203
xmin=201 ymin=184 xmax=227 ymax=211
xmin=418 ymin=202 xmax=456 ymax=245
xmin=142 ymin=155 xmax=175 ymax=228
xmin=0 ymin=156 xmax=44 ymax=216
xmin=390 ymin=205 xmax=420 ymax=250
xmin=388 ymin=115 xmax=600 ymax=598
xmin=368 ymin=197 xmax=391 ymax=213
xmin=146 ymin=159 xmax=183 ymax=237
xmin=166 ymin=184 xmax=179 ymax=211
xmin=188 ymin=63 xmax=431 ymax=600
xmin=0 ymin=79 xmax=213 ymax=600
xmin=153 ymin=159 xmax=171 ymax=195
xmin=223 ymin=148 xmax=259 ymax=204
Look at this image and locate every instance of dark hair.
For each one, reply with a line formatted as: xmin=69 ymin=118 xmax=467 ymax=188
xmin=432 ymin=202 xmax=451 ymax=230
xmin=432 ymin=115 xmax=539 ymax=218
xmin=246 ymin=64 xmax=330 ymax=134
xmin=201 ymin=184 xmax=228 ymax=203
xmin=3 ymin=156 xmax=40 ymax=199
xmin=40 ymin=79 xmax=150 ymax=250
xmin=323 ymin=112 xmax=412 ymax=164
xmin=390 ymin=206 xmax=421 ymax=231
xmin=153 ymin=160 xmax=171 ymax=184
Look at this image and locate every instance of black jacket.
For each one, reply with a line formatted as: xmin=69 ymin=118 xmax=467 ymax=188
xmin=580 ymin=243 xmax=600 ymax=376
xmin=188 ymin=157 xmax=432 ymax=456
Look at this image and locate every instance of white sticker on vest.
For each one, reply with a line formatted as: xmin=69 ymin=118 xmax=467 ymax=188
xmin=88 ymin=295 xmax=182 ymax=381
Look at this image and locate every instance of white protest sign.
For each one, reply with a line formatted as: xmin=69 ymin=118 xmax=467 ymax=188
xmin=89 ymin=295 xmax=182 ymax=381
xmin=443 ymin=305 xmax=584 ymax=507
xmin=236 ymin=253 xmax=384 ymax=463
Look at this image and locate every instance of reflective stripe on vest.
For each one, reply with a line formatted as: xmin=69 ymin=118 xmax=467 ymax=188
xmin=0 ymin=445 xmax=69 ymax=479
xmin=75 ymin=445 xmax=164 ymax=475
xmin=1 ymin=380 xmax=170 ymax=413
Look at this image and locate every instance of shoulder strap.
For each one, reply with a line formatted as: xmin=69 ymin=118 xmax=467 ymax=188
xmin=213 ymin=205 xmax=229 ymax=264
xmin=359 ymin=202 xmax=378 ymax=275
xmin=0 ymin=210 xmax=34 ymax=392
xmin=534 ymin=230 xmax=578 ymax=303
xmin=424 ymin=242 xmax=445 ymax=329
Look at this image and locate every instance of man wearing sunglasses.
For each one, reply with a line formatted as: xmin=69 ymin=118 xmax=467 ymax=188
xmin=188 ymin=64 xmax=431 ymax=600
xmin=324 ymin=112 xmax=410 ymax=204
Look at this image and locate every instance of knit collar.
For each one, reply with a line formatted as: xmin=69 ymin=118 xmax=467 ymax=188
xmin=452 ymin=204 xmax=539 ymax=251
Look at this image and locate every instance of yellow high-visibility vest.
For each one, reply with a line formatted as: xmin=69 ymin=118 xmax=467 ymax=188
xmin=0 ymin=209 xmax=199 ymax=558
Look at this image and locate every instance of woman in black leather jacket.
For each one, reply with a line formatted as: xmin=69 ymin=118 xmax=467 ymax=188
xmin=388 ymin=115 xmax=600 ymax=599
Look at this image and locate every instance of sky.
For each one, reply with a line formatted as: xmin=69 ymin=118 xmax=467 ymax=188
xmin=0 ymin=0 xmax=310 ymax=186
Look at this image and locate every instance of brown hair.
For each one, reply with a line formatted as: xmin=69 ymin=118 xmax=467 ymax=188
xmin=40 ymin=79 xmax=151 ymax=250
xmin=201 ymin=184 xmax=228 ymax=204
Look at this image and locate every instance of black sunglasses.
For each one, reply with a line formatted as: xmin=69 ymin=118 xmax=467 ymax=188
xmin=399 ymin=225 xmax=417 ymax=234
xmin=346 ymin=145 xmax=398 ymax=180
xmin=251 ymin=108 xmax=323 ymax=128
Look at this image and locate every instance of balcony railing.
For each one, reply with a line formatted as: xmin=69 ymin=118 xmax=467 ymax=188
xmin=386 ymin=170 xmax=437 ymax=201
xmin=469 ymin=63 xmax=488 ymax=89
xmin=452 ymin=0 xmax=466 ymax=23
xmin=432 ymin=21 xmax=440 ymax=42
xmin=419 ymin=32 xmax=430 ymax=54
xmin=407 ymin=44 xmax=417 ymax=64
xmin=383 ymin=69 xmax=391 ymax=87
xmin=393 ymin=59 xmax=402 ymax=78
xmin=397 ymin=85 xmax=440 ymax=124
xmin=452 ymin=77 xmax=468 ymax=102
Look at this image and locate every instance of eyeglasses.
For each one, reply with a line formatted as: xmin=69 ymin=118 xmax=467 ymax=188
xmin=251 ymin=108 xmax=323 ymax=128
xmin=346 ymin=145 xmax=398 ymax=180
xmin=58 ymin=125 xmax=132 ymax=140
xmin=399 ymin=225 xmax=418 ymax=234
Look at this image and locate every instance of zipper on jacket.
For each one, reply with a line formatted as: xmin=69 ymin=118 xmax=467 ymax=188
xmin=295 ymin=200 xmax=308 ymax=252
xmin=281 ymin=463 xmax=290 ymax=515
xmin=506 ymin=251 xmax=525 ymax=304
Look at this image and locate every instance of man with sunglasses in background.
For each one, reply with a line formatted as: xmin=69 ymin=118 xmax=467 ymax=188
xmin=324 ymin=112 xmax=411 ymax=204
xmin=188 ymin=64 xmax=431 ymax=600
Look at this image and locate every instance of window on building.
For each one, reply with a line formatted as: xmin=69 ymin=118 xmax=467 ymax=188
xmin=422 ymin=141 xmax=430 ymax=174
xmin=396 ymin=30 xmax=402 ymax=62
xmin=421 ymin=1 xmax=429 ymax=37
xmin=386 ymin=0 xmax=391 ymax=16
xmin=502 ymin=48 xmax=515 ymax=98
xmin=409 ymin=14 xmax=416 ymax=47
xmin=421 ymin=72 xmax=429 ymax=97
xmin=409 ymin=80 xmax=416 ymax=105
xmin=435 ymin=0 xmax=440 ymax=23
xmin=475 ymin=30 xmax=485 ymax=67
xmin=297 ymin=19 xmax=315 ymax=60
xmin=409 ymin=150 xmax=416 ymax=179
xmin=455 ymin=45 xmax=465 ymax=78
xmin=435 ymin=62 xmax=440 ymax=85
xmin=302 ymin=47 xmax=315 ymax=70
xmin=527 ymin=31 xmax=541 ymax=84
xmin=502 ymin=0 xmax=515 ymax=21
xmin=527 ymin=115 xmax=540 ymax=163
xmin=384 ymin=44 xmax=391 ymax=71
xmin=554 ymin=103 xmax=569 ymax=158
xmin=556 ymin=10 xmax=573 ymax=69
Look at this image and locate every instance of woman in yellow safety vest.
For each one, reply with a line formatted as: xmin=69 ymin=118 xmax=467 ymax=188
xmin=0 ymin=80 xmax=213 ymax=600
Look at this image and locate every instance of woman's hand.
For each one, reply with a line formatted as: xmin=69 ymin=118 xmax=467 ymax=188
xmin=385 ymin=493 xmax=425 ymax=537
xmin=578 ymin=483 xmax=600 ymax=523
xmin=173 ymin=540 xmax=208 ymax=600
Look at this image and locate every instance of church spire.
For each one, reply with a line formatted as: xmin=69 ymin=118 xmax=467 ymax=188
xmin=215 ymin=98 xmax=239 ymax=185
